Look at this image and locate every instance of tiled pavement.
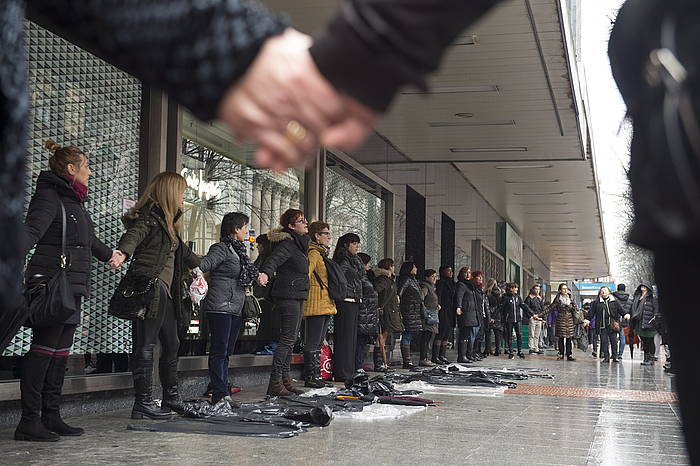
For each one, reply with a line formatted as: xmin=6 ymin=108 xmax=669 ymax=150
xmin=0 ymin=346 xmax=688 ymax=465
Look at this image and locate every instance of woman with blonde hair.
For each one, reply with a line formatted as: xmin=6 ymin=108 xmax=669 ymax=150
xmin=111 ymin=172 xmax=201 ymax=419
xmin=16 ymin=141 xmax=119 ymax=442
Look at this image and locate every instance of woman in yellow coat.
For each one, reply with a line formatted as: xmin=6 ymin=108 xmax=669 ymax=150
xmin=303 ymin=221 xmax=337 ymax=387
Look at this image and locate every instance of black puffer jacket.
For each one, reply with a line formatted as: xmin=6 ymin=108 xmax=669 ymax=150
xmin=24 ymin=171 xmax=113 ymax=323
xmin=199 ymin=241 xmax=247 ymax=315
xmin=612 ymin=290 xmax=632 ymax=327
xmin=333 ymin=248 xmax=364 ymax=302
xmin=499 ymin=292 xmax=532 ymax=324
xmin=259 ymin=228 xmax=310 ymax=301
xmin=117 ymin=201 xmax=201 ymax=324
xmin=631 ymin=285 xmax=657 ymax=331
xmin=396 ymin=274 xmax=424 ymax=332
xmin=358 ymin=270 xmax=379 ymax=337
xmin=455 ymin=279 xmax=479 ymax=328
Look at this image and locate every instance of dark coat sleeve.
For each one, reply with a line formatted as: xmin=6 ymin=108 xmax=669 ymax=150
xmin=259 ymin=240 xmax=293 ymax=277
xmin=199 ymin=242 xmax=227 ymax=274
xmin=181 ymin=240 xmax=202 ymax=270
xmin=23 ymin=187 xmax=58 ymax=257
xmin=454 ymin=282 xmax=466 ymax=310
xmin=25 ymin=0 xmax=287 ymax=121
xmin=117 ymin=217 xmax=152 ymax=259
xmin=309 ymin=0 xmax=505 ymax=112
xmin=91 ymin=234 xmax=113 ymax=262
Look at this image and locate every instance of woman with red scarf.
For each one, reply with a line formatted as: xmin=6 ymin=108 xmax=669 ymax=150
xmin=17 ymin=140 xmax=120 ymax=442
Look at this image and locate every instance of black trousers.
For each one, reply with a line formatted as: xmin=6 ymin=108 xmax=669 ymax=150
xmin=491 ymin=328 xmax=502 ymax=353
xmin=333 ymin=301 xmax=359 ymax=381
xmin=641 ymin=335 xmax=656 ymax=356
xmin=305 ymin=315 xmax=330 ymax=353
xmin=132 ymin=286 xmax=179 ymax=384
xmin=355 ymin=334 xmax=371 ymax=370
xmin=271 ymin=299 xmax=302 ymax=379
xmin=436 ymin=308 xmax=454 ymax=341
xmin=504 ymin=322 xmax=522 ymax=354
xmin=558 ymin=337 xmax=573 ymax=356
xmin=599 ymin=327 xmax=619 ymax=360
xmin=30 ymin=295 xmax=81 ymax=357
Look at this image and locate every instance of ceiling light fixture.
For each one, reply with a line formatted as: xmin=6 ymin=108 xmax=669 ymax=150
xmin=455 ymin=113 xmax=475 ymax=119
xmin=495 ymin=165 xmax=552 ymax=170
xmin=429 ymin=120 xmax=515 ymax=127
xmin=520 ymin=202 xmax=567 ymax=206
xmin=513 ymin=192 xmax=567 ymax=196
xmin=450 ymin=147 xmax=528 ymax=153
xmin=402 ymin=85 xmax=499 ymax=95
xmin=505 ymin=179 xmax=559 ymax=184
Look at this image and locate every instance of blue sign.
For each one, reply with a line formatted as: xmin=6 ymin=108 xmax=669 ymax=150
xmin=574 ymin=282 xmax=615 ymax=292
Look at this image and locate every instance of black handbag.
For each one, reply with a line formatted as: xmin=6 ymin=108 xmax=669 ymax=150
xmin=25 ymin=200 xmax=77 ymax=328
xmin=108 ymin=274 xmax=157 ymax=321
xmin=422 ymin=307 xmax=439 ymax=326
xmin=242 ymin=288 xmax=261 ymax=321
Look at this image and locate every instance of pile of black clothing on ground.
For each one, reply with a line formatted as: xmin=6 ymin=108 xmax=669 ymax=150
xmin=127 ymin=371 xmax=435 ymax=438
xmin=384 ymin=364 xmax=554 ymax=390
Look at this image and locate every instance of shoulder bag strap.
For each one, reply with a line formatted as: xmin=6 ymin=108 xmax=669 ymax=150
xmin=57 ymin=197 xmax=68 ymax=269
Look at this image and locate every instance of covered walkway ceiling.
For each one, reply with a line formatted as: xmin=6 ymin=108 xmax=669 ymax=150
xmin=261 ymin=0 xmax=609 ymax=280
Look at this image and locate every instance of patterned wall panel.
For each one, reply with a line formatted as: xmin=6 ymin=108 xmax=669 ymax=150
xmin=4 ymin=22 xmax=141 ymax=356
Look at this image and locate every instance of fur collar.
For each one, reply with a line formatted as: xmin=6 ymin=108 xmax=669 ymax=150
xmin=267 ymin=227 xmax=291 ymax=243
xmin=373 ymin=268 xmax=393 ymax=278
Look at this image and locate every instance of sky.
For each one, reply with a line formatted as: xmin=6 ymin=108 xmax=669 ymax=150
xmin=580 ymin=0 xmax=629 ymax=280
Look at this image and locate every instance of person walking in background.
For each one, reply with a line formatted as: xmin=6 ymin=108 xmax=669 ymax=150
xmin=433 ymin=266 xmax=456 ymax=364
xmin=537 ymin=284 xmax=579 ymax=361
xmin=419 ymin=269 xmax=440 ymax=367
xmin=485 ymin=278 xmax=504 ymax=356
xmin=356 ymin=252 xmax=379 ymax=372
xmin=373 ymin=259 xmax=403 ymax=372
xmin=302 ymin=221 xmax=336 ymax=388
xmin=113 ymin=172 xmax=201 ymax=419
xmin=587 ymin=286 xmax=623 ymax=363
xmin=396 ymin=262 xmax=424 ymax=369
xmin=16 ymin=141 xmax=120 ymax=441
xmin=198 ymin=213 xmax=258 ymax=404
xmin=499 ymin=283 xmax=531 ymax=360
xmin=257 ymin=209 xmax=310 ymax=396
xmin=331 ymin=233 xmax=364 ymax=382
xmin=612 ymin=284 xmax=632 ymax=358
xmin=631 ymin=284 xmax=657 ymax=366
xmin=525 ymin=285 xmax=545 ymax=355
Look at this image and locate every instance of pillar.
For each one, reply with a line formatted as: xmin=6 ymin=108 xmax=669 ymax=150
xmin=271 ymin=183 xmax=282 ymax=229
xmin=260 ymin=179 xmax=273 ymax=234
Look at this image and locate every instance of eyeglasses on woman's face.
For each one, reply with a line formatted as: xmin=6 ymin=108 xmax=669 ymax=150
xmin=294 ymin=218 xmax=308 ymax=224
xmin=318 ymin=231 xmax=331 ymax=236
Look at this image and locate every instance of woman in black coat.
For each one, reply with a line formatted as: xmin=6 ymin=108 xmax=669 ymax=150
xmin=433 ymin=266 xmax=456 ymax=364
xmin=17 ymin=141 xmax=117 ymax=442
xmin=455 ymin=269 xmax=482 ymax=363
xmin=331 ymin=233 xmax=365 ymax=382
xmin=258 ymin=209 xmax=310 ymax=395
xmin=396 ymin=261 xmax=424 ymax=369
xmin=356 ymin=253 xmax=379 ymax=372
xmin=485 ymin=279 xmax=504 ymax=355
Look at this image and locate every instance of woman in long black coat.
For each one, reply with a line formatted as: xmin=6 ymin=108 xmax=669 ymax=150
xmin=17 ymin=141 xmax=116 ymax=442
xmin=433 ymin=266 xmax=456 ymax=364
xmin=396 ymin=261 xmax=424 ymax=369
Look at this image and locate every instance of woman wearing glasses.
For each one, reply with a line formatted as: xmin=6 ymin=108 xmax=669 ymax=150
xmin=257 ymin=209 xmax=310 ymax=396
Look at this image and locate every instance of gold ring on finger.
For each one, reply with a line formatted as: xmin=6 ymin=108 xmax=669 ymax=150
xmin=285 ymin=120 xmax=307 ymax=145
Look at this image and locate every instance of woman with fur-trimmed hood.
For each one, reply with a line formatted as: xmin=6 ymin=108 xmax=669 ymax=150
xmin=372 ymin=258 xmax=403 ymax=372
xmin=257 ymin=209 xmax=310 ymax=396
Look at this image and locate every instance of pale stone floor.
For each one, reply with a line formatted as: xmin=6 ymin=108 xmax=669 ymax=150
xmin=0 ymin=346 xmax=688 ymax=466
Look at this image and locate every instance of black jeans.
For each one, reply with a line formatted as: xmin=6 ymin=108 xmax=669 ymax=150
xmin=599 ymin=327 xmax=619 ymax=360
xmin=355 ymin=334 xmax=371 ymax=370
xmin=491 ymin=328 xmax=502 ymax=353
xmin=132 ymin=286 xmax=179 ymax=387
xmin=333 ymin=301 xmax=359 ymax=381
xmin=558 ymin=337 xmax=573 ymax=356
xmin=419 ymin=330 xmax=434 ymax=360
xmin=271 ymin=299 xmax=303 ymax=379
xmin=305 ymin=315 xmax=330 ymax=352
xmin=641 ymin=335 xmax=656 ymax=356
xmin=504 ymin=322 xmax=522 ymax=354
xmin=30 ymin=295 xmax=81 ymax=357
xmin=207 ymin=312 xmax=242 ymax=399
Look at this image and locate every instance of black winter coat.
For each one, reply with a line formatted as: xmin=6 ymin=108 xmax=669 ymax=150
xmin=117 ymin=202 xmax=201 ymax=324
xmin=524 ymin=295 xmax=545 ymax=318
xmin=436 ymin=278 xmax=456 ymax=313
xmin=487 ymin=288 xmax=504 ymax=330
xmin=373 ymin=268 xmax=403 ymax=333
xmin=612 ymin=291 xmax=632 ymax=327
xmin=396 ymin=274 xmax=424 ymax=333
xmin=631 ymin=286 xmax=658 ymax=331
xmin=259 ymin=228 xmax=310 ymax=302
xmin=499 ymin=293 xmax=532 ymax=324
xmin=2 ymin=1 xmax=287 ymax=308
xmin=24 ymin=171 xmax=112 ymax=323
xmin=333 ymin=249 xmax=364 ymax=302
xmin=587 ymin=296 xmax=623 ymax=330
xmin=358 ymin=270 xmax=379 ymax=337
xmin=455 ymin=279 xmax=480 ymax=328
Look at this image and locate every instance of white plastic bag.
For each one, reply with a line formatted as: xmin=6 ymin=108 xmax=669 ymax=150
xmin=189 ymin=267 xmax=208 ymax=305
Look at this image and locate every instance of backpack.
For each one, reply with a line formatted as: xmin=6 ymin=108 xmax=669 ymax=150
xmin=314 ymin=257 xmax=348 ymax=301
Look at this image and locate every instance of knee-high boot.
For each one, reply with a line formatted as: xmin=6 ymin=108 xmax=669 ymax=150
xmin=131 ymin=345 xmax=172 ymax=420
xmin=304 ymin=351 xmax=329 ymax=388
xmin=439 ymin=341 xmax=451 ymax=364
xmin=401 ymin=344 xmax=414 ymax=369
xmin=41 ymin=356 xmax=83 ymax=436
xmin=431 ymin=340 xmax=442 ymax=364
xmin=160 ymin=352 xmax=187 ymax=415
xmin=14 ymin=352 xmax=59 ymax=442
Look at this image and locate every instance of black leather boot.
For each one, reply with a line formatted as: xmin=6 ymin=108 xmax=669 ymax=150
xmin=304 ymin=351 xmax=329 ymax=388
xmin=401 ymin=344 xmax=414 ymax=369
xmin=457 ymin=339 xmax=470 ymax=363
xmin=372 ymin=348 xmax=387 ymax=372
xmin=439 ymin=343 xmax=451 ymax=364
xmin=267 ymin=374 xmax=292 ymax=397
xmin=41 ymin=356 xmax=83 ymax=436
xmin=160 ymin=354 xmax=187 ymax=415
xmin=431 ymin=341 xmax=442 ymax=364
xmin=131 ymin=345 xmax=173 ymax=420
xmin=15 ymin=352 xmax=59 ymax=442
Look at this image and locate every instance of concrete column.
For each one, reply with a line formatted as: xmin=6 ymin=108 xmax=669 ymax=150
xmin=260 ymin=179 xmax=273 ymax=234
xmin=303 ymin=148 xmax=326 ymax=221
xmin=271 ymin=184 xmax=282 ymax=229
xmin=383 ymin=190 xmax=394 ymax=259
xmin=138 ymin=87 xmax=168 ymax=193
xmin=250 ymin=174 xmax=262 ymax=238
